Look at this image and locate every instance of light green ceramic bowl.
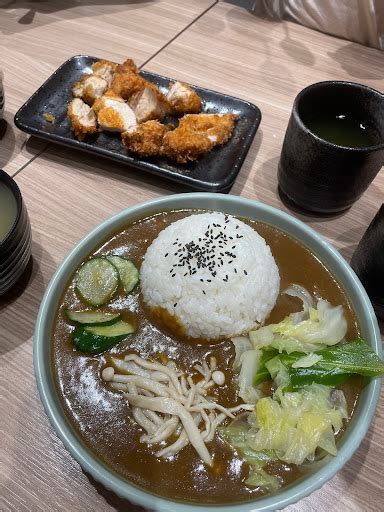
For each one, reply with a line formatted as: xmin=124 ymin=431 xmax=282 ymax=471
xmin=34 ymin=193 xmax=381 ymax=511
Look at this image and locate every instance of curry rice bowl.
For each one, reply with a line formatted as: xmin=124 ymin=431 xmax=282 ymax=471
xmin=140 ymin=212 xmax=280 ymax=340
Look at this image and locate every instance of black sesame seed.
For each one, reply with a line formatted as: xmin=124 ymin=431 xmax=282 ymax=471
xmin=244 ymin=270 xmax=248 ymax=275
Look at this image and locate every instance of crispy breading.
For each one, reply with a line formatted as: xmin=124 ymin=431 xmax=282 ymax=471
xmin=43 ymin=113 xmax=55 ymax=123
xmin=115 ymin=58 xmax=139 ymax=75
xmin=92 ymin=90 xmax=122 ymax=113
xmin=94 ymin=94 xmax=137 ymax=133
xmin=67 ymin=98 xmax=98 ymax=140
xmin=122 ymin=120 xmax=168 ymax=157
xmin=167 ymin=81 xmax=202 ymax=116
xmin=98 ymin=107 xmax=125 ymax=132
xmin=91 ymin=60 xmax=117 ymax=86
xmin=110 ymin=72 xmax=147 ymax=101
xmin=162 ymin=113 xmax=238 ymax=163
xmin=129 ymin=82 xmax=170 ymax=123
xmin=72 ymin=74 xmax=108 ymax=105
xmin=111 ymin=58 xmax=170 ymax=120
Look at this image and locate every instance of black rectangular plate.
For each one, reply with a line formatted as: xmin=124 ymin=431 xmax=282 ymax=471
xmin=14 ymin=55 xmax=261 ymax=192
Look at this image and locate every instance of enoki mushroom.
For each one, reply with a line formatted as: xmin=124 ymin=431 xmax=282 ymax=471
xmin=101 ymin=354 xmax=254 ymax=466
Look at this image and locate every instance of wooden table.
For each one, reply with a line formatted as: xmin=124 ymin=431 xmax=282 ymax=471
xmin=1 ymin=2 xmax=383 ymax=511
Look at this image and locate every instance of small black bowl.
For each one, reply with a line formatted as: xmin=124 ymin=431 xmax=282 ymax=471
xmin=0 ymin=169 xmax=32 ymax=294
xmin=278 ymin=81 xmax=384 ymax=213
xmin=0 ymin=73 xmax=4 ymax=120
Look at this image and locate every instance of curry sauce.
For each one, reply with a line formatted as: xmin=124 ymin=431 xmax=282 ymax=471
xmin=51 ymin=210 xmax=360 ymax=504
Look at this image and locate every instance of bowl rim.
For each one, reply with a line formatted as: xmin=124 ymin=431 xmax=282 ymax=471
xmin=34 ymin=192 xmax=381 ymax=512
xmin=0 ymin=168 xmax=23 ymax=251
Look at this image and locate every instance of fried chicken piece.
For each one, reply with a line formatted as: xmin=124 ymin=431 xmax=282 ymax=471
xmin=109 ymin=58 xmax=146 ymax=101
xmin=167 ymin=81 xmax=202 ymax=116
xmin=110 ymin=72 xmax=147 ymax=101
xmin=91 ymin=59 xmax=117 ymax=86
xmin=115 ymin=58 xmax=139 ymax=75
xmin=93 ymin=92 xmax=137 ymax=133
xmin=92 ymin=89 xmax=121 ymax=111
xmin=129 ymin=83 xmax=170 ymax=123
xmin=67 ymin=98 xmax=98 ymax=140
xmin=122 ymin=120 xmax=168 ymax=157
xmin=72 ymin=60 xmax=117 ymax=105
xmin=162 ymin=113 xmax=238 ymax=163
xmin=72 ymin=74 xmax=109 ymax=105
xmin=111 ymin=57 xmax=170 ymax=120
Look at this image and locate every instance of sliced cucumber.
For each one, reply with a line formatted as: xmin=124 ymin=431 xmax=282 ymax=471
xmin=76 ymin=258 xmax=119 ymax=306
xmin=73 ymin=321 xmax=135 ymax=355
xmin=65 ymin=309 xmax=121 ymax=326
xmin=106 ymin=255 xmax=139 ymax=294
xmin=85 ymin=320 xmax=135 ymax=337
xmin=72 ymin=328 xmax=125 ymax=355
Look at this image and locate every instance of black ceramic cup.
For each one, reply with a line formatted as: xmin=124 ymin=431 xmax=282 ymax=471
xmin=278 ymin=81 xmax=384 ymax=213
xmin=351 ymin=204 xmax=384 ymax=319
xmin=0 ymin=71 xmax=4 ymax=120
xmin=0 ymin=169 xmax=32 ymax=295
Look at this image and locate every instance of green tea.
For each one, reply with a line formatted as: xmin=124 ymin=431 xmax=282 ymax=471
xmin=305 ymin=112 xmax=380 ymax=148
xmin=0 ymin=182 xmax=17 ymax=241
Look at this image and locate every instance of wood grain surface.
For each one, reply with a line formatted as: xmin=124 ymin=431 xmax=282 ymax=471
xmin=0 ymin=0 xmax=215 ymax=176
xmin=1 ymin=2 xmax=384 ymax=511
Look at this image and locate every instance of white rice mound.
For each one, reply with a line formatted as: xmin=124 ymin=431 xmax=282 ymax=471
xmin=140 ymin=212 xmax=280 ymax=340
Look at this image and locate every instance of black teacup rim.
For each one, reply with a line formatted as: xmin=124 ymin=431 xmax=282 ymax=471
xmin=0 ymin=169 xmax=23 ymax=250
xmin=293 ymin=80 xmax=384 ymax=152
